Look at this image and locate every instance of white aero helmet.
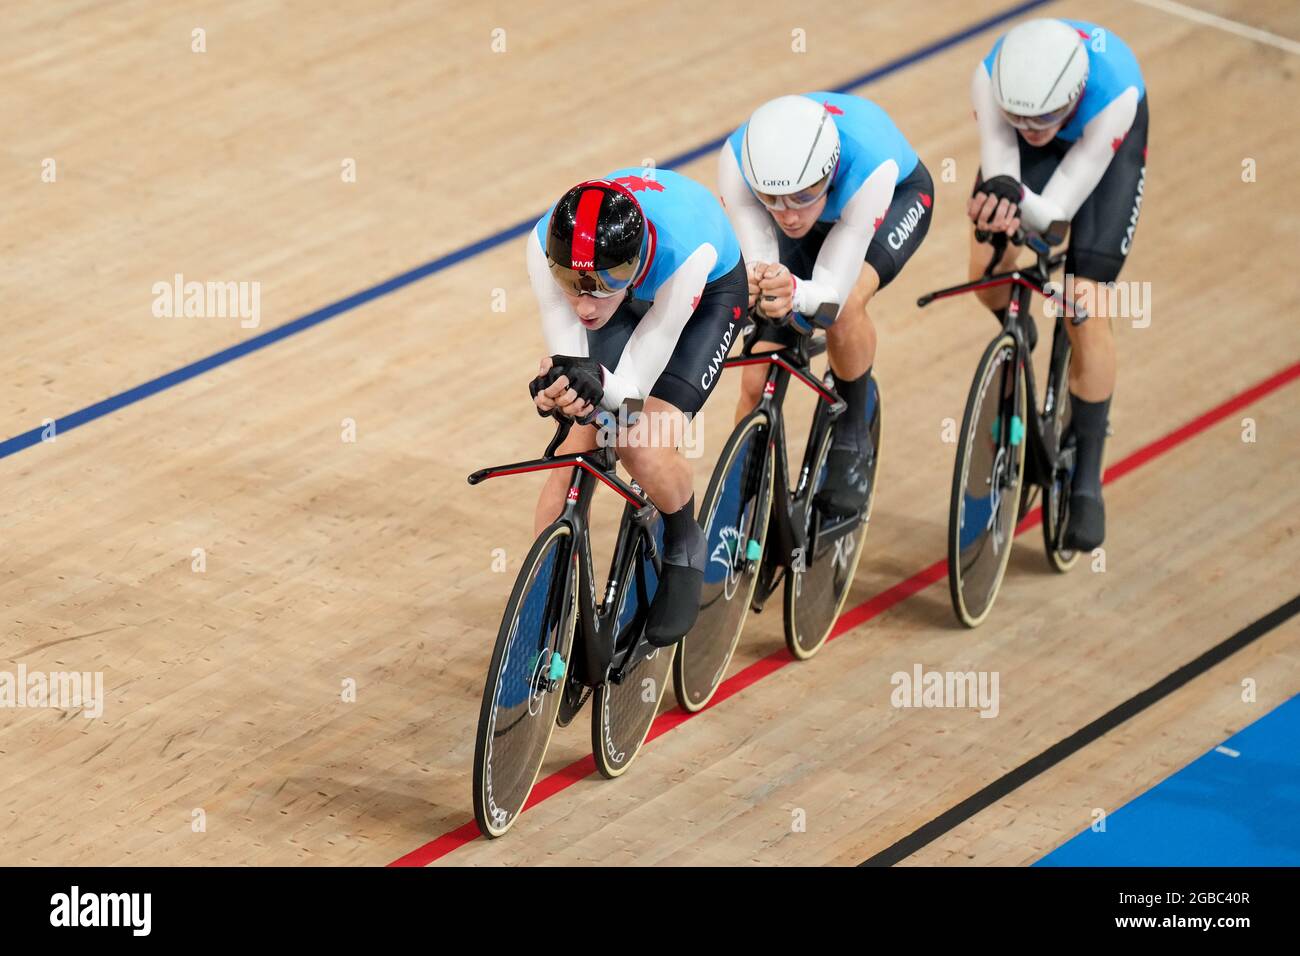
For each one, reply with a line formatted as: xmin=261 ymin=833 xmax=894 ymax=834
xmin=741 ymin=95 xmax=841 ymax=209
xmin=992 ymin=19 xmax=1089 ymax=129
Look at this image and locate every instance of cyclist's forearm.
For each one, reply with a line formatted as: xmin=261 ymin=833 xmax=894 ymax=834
xmin=1033 ymin=91 xmax=1139 ymax=231
xmin=528 ymin=232 xmax=587 ymax=355
xmin=718 ymin=145 xmax=782 ymax=267
xmin=801 ymin=165 xmax=895 ymax=315
xmin=972 ymin=64 xmax=1022 ymax=182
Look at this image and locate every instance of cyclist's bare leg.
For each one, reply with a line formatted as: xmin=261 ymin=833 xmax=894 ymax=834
xmin=533 ymin=422 xmax=598 ymax=536
xmin=816 ymin=262 xmax=883 ymax=516
xmin=826 ymin=262 xmax=879 ymax=380
xmin=618 ymin=397 xmax=706 ymax=646
xmin=617 ymin=397 xmax=694 ymax=514
xmin=1061 ymin=276 xmax=1116 ymax=550
xmin=968 ymin=230 xmax=1021 ymax=312
xmin=1062 ymin=277 xmax=1117 ymax=401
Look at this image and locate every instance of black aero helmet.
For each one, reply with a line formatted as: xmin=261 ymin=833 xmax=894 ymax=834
xmin=545 ymin=179 xmax=647 ymax=297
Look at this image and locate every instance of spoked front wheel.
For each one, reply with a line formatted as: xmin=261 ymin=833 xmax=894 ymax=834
xmin=592 ymin=520 xmax=675 ymax=779
xmin=784 ymin=375 xmax=882 ymax=659
xmin=673 ymin=413 xmax=774 ymax=712
xmin=949 ymin=334 xmax=1027 ymax=627
xmin=473 ymin=523 xmax=578 ymax=838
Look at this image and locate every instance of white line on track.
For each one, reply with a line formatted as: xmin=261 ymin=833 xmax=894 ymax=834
xmin=1215 ymin=745 xmax=1241 ymax=757
xmin=1133 ymin=0 xmax=1300 ymax=56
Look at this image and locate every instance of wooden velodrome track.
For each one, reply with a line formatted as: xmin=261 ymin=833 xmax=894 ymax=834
xmin=2 ymin=0 xmax=1297 ymax=866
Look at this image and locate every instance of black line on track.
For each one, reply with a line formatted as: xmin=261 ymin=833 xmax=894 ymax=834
xmin=861 ymin=592 xmax=1300 ymax=867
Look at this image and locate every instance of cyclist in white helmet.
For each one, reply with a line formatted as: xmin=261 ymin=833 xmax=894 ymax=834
xmin=968 ymin=17 xmax=1148 ymax=551
xmin=719 ymin=92 xmax=933 ymax=517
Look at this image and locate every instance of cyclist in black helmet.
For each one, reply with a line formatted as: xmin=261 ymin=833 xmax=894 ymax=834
xmin=527 ymin=171 xmax=747 ymax=647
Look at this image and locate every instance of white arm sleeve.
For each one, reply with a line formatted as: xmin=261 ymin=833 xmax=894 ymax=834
xmin=1020 ymin=89 xmax=1140 ymax=232
xmin=526 ymin=230 xmax=586 ymax=357
xmin=602 ymin=244 xmax=718 ymax=410
xmin=794 ymin=160 xmax=897 ymax=316
xmin=973 ymin=62 xmax=1023 ymax=182
xmin=717 ymin=144 xmax=780 ymax=267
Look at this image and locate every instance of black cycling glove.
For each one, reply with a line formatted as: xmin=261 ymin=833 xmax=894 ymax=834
xmin=529 ymin=354 xmax=605 ymax=421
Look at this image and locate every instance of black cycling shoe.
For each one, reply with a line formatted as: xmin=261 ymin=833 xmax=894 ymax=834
xmin=644 ymin=563 xmax=704 ymax=647
xmin=1064 ymin=492 xmax=1105 ymax=552
xmin=814 ymin=446 xmax=873 ymax=518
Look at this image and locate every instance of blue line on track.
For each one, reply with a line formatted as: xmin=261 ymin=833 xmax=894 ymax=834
xmin=0 ymin=0 xmax=1051 ymax=462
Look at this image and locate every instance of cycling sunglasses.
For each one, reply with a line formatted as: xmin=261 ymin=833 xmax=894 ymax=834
xmin=548 ymin=257 xmax=640 ymax=299
xmin=754 ymin=171 xmax=833 ymax=211
xmin=1001 ymin=102 xmax=1076 ymax=132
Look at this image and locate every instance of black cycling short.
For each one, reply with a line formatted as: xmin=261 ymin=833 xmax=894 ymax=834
xmin=586 ymin=257 xmax=748 ymax=416
xmin=755 ymin=159 xmax=933 ymax=347
xmin=974 ymin=96 xmax=1148 ymax=283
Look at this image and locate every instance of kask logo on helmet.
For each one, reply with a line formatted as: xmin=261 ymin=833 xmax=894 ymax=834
xmin=818 ymin=144 xmax=841 ymax=180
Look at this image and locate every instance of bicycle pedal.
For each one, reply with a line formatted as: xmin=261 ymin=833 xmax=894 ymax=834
xmin=610 ymin=631 xmax=659 ymax=684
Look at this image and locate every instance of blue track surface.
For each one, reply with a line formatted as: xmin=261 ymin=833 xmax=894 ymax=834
xmin=1038 ymin=695 xmax=1300 ymax=866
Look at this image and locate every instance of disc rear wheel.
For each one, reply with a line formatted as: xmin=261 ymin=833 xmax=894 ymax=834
xmin=783 ymin=376 xmax=882 ymax=659
xmin=673 ymin=414 xmax=773 ymax=712
xmin=1043 ymin=328 xmax=1080 ymax=572
xmin=592 ymin=520 xmax=675 ymax=779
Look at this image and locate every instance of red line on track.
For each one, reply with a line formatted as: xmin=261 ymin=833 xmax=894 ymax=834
xmin=389 ymin=358 xmax=1300 ymax=866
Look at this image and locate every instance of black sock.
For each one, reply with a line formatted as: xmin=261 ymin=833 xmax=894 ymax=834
xmin=831 ymin=367 xmax=873 ymax=456
xmin=1070 ymin=394 xmax=1110 ymax=498
xmin=661 ymin=495 xmax=704 ymax=570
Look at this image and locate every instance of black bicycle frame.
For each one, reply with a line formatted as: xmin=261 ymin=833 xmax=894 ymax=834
xmin=916 ymin=229 xmax=1089 ymax=488
xmin=723 ymin=328 xmax=849 ymax=576
xmin=467 ymin=417 xmax=663 ymax=688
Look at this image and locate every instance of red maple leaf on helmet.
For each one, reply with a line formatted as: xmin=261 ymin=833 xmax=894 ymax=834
xmin=1111 ymin=135 xmax=1125 ymax=153
xmin=614 ymin=175 xmax=665 ymax=193
xmin=823 ymin=102 xmax=844 ymax=115
xmin=919 ymin=193 xmax=932 ymax=208
xmin=873 ymin=215 xmax=885 ymax=230
xmin=732 ymin=306 xmax=743 ymax=320
xmin=691 ymin=294 xmax=701 ymax=310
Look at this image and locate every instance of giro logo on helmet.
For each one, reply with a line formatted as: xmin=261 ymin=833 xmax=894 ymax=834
xmin=741 ymin=94 xmax=843 ymax=203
